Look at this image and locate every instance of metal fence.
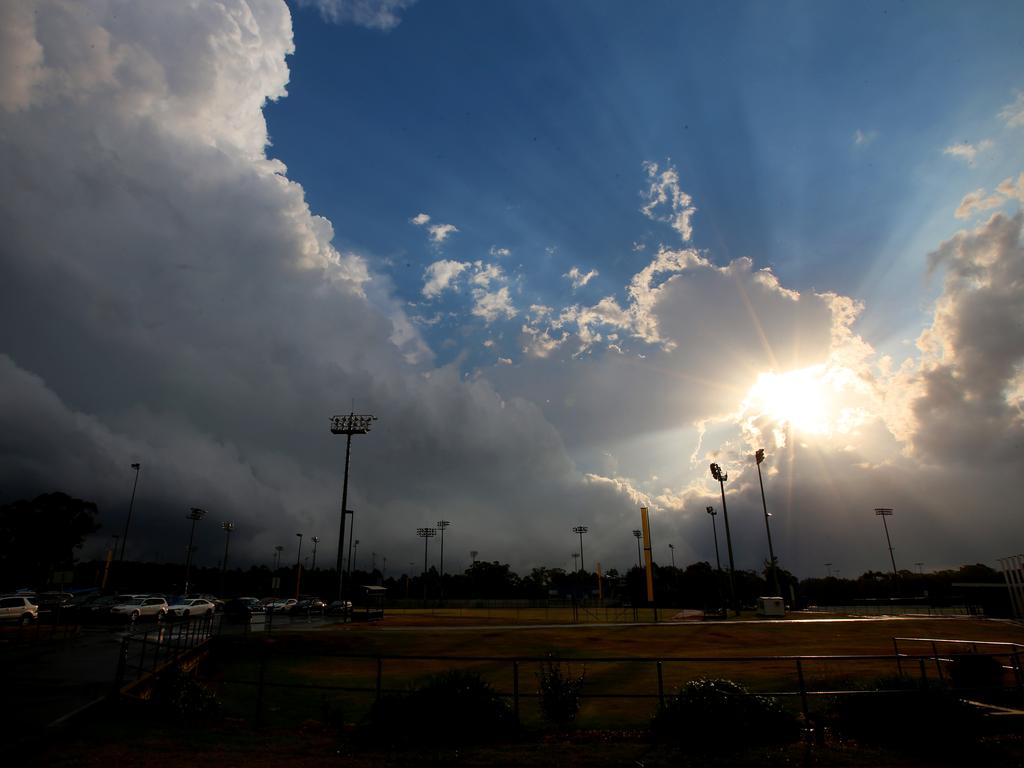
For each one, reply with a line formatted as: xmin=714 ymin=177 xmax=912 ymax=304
xmin=115 ymin=614 xmax=220 ymax=689
xmin=217 ymin=638 xmax=1024 ymax=728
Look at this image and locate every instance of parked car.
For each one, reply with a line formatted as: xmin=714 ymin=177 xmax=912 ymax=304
xmin=224 ymin=597 xmax=264 ymax=622
xmin=326 ymin=600 xmax=353 ymax=616
xmin=0 ymin=595 xmax=38 ymax=624
xmin=265 ymin=598 xmax=298 ymax=613
xmin=290 ymin=597 xmax=327 ymax=615
xmin=33 ymin=591 xmax=75 ymax=613
xmin=109 ymin=596 xmax=168 ymax=622
xmin=164 ymin=598 xmax=216 ymax=619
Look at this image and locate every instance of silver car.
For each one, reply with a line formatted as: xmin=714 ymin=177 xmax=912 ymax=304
xmin=0 ymin=595 xmax=38 ymax=624
xmin=109 ymin=596 xmax=168 ymax=622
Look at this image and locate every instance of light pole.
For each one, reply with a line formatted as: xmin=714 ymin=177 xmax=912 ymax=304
xmin=668 ymin=543 xmax=676 ymax=568
xmin=330 ymin=413 xmax=377 ymax=601
xmin=755 ymin=449 xmax=781 ymax=597
xmin=825 ymin=562 xmax=833 ymax=578
xmin=573 ymin=526 xmax=588 ymax=572
xmin=710 ymin=461 xmax=739 ymax=615
xmin=310 ymin=536 xmax=320 ymax=571
xmin=346 ymin=510 xmax=356 ymax=583
xmin=119 ymin=462 xmax=142 ymax=562
xmin=184 ymin=507 xmax=206 ymax=596
xmin=352 ymin=539 xmax=360 ymax=573
xmin=295 ymin=533 xmax=303 ymax=598
xmin=632 ymin=529 xmax=643 ymax=569
xmin=220 ymin=521 xmax=234 ymax=595
xmin=572 ymin=552 xmax=579 ymax=572
xmin=706 ymin=507 xmax=722 ymax=572
xmin=875 ymin=508 xmax=898 ymax=580
xmin=417 ymin=527 xmax=436 ymax=602
xmin=274 ymin=545 xmax=284 ymax=570
xmin=915 ymin=562 xmax=924 ymax=575
xmin=437 ymin=520 xmax=450 ymax=601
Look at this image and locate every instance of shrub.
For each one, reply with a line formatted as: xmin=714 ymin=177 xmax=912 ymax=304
xmin=650 ymin=678 xmax=799 ymax=748
xmin=828 ymin=676 xmax=983 ymax=747
xmin=150 ymin=664 xmax=221 ymax=725
xmin=364 ymin=669 xmax=515 ymax=747
xmin=948 ymin=653 xmax=1004 ymax=690
xmin=536 ymin=658 xmax=586 ymax=728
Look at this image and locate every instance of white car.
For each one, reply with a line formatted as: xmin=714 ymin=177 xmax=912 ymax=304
xmin=165 ymin=598 xmax=216 ymax=619
xmin=110 ymin=596 xmax=168 ymax=621
xmin=265 ymin=598 xmax=297 ymax=613
xmin=0 ymin=595 xmax=38 ymax=624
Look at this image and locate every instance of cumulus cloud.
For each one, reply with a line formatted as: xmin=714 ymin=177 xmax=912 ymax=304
xmin=955 ymin=173 xmax=1024 ymax=219
xmin=853 ymin=129 xmax=877 ymax=146
xmin=1000 ymin=90 xmax=1024 ymax=128
xmin=410 ymin=212 xmax=459 ymax=244
xmin=943 ymin=139 xmax=994 ymax=166
xmin=422 ymin=259 xmax=469 ymax=297
xmin=472 ymin=286 xmax=516 ymax=323
xmin=640 ymin=160 xmax=696 ymax=242
xmin=296 ymin=0 xmax=417 ymax=30
xmin=564 ymin=266 xmax=598 ymax=290
xmin=0 ymin=0 xmax=638 ymax=574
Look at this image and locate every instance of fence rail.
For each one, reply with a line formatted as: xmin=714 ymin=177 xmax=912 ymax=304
xmin=116 ymin=614 xmax=219 ymax=689
xmin=219 ymin=639 xmax=1024 ymax=727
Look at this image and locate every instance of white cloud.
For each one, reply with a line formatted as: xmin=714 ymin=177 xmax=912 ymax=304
xmin=471 ymin=261 xmax=504 ymax=288
xmin=955 ymin=172 xmax=1024 ymax=219
xmin=472 ymin=286 xmax=516 ymax=323
xmin=564 ymin=266 xmax=598 ymax=290
xmin=640 ymin=160 xmax=696 ymax=242
xmin=296 ymin=0 xmax=417 ymax=30
xmin=999 ymin=90 xmax=1024 ymax=128
xmin=422 ymin=259 xmax=469 ymax=297
xmin=853 ymin=129 xmax=877 ymax=146
xmin=428 ymin=223 xmax=459 ymax=243
xmin=409 ymin=212 xmax=431 ymax=226
xmin=942 ymin=139 xmax=994 ymax=166
xmin=489 ymin=246 xmax=511 ymax=258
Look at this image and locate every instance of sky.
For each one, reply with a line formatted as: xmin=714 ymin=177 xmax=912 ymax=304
xmin=1 ymin=0 xmax=1023 ymax=581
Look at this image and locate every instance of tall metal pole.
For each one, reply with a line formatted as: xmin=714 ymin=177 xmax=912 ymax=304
xmin=706 ymin=507 xmax=722 ymax=572
xmin=310 ymin=536 xmax=319 ymax=571
xmin=346 ymin=511 xmax=356 ymax=579
xmin=710 ymin=463 xmax=738 ymax=615
xmin=875 ymin=508 xmax=898 ymax=579
xmin=417 ymin=527 xmax=436 ymax=602
xmin=295 ymin=533 xmax=303 ymax=599
xmin=220 ymin=521 xmax=234 ymax=596
xmin=573 ymin=526 xmax=588 ymax=572
xmin=331 ymin=413 xmax=376 ymax=602
xmin=437 ymin=520 xmax=450 ymax=601
xmin=184 ymin=507 xmax=205 ymax=595
xmin=668 ymin=543 xmax=676 ymax=568
xmin=119 ymin=462 xmax=141 ymax=562
xmin=632 ymin=529 xmax=643 ymax=569
xmin=755 ymin=449 xmax=781 ymax=596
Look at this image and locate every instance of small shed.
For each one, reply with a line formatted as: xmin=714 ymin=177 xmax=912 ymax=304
xmin=757 ymin=596 xmax=785 ymax=617
xmin=352 ymin=585 xmax=387 ymax=621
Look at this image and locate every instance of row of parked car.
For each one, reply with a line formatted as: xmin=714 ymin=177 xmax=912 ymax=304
xmin=223 ymin=596 xmax=352 ymax=621
xmin=0 ymin=591 xmax=223 ymax=625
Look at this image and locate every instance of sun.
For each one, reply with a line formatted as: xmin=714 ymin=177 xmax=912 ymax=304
xmin=741 ymin=365 xmax=837 ymax=437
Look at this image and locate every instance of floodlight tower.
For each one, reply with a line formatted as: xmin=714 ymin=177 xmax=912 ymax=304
xmin=119 ymin=462 xmax=142 ymax=562
xmin=416 ymin=527 xmax=437 ymax=601
xmin=572 ymin=526 xmax=589 ymax=572
xmin=755 ymin=449 xmax=781 ymax=596
xmin=875 ymin=508 xmax=898 ymax=580
xmin=437 ymin=520 xmax=451 ymax=601
xmin=184 ymin=507 xmax=206 ymax=595
xmin=310 ymin=536 xmax=320 ymax=571
xmin=295 ymin=533 xmax=303 ymax=598
xmin=706 ymin=507 xmax=722 ymax=572
xmin=710 ymin=462 xmax=739 ymax=615
xmin=220 ymin=521 xmax=234 ymax=595
xmin=668 ymin=543 xmax=676 ymax=568
xmin=632 ymin=529 xmax=643 ymax=569
xmin=330 ymin=412 xmax=377 ymax=601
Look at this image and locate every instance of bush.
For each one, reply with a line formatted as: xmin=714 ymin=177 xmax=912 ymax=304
xmin=650 ymin=678 xmax=799 ymax=748
xmin=828 ymin=676 xmax=983 ymax=747
xmin=536 ymin=658 xmax=586 ymax=728
xmin=150 ymin=664 xmax=221 ymax=725
xmin=364 ymin=669 xmax=515 ymax=747
xmin=948 ymin=653 xmax=1004 ymax=690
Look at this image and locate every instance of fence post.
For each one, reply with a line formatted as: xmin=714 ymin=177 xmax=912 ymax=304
xmin=255 ymin=645 xmax=267 ymax=726
xmin=892 ymin=638 xmax=903 ymax=677
xmin=931 ymin=641 xmax=945 ymax=683
xmin=656 ymin=661 xmax=665 ymax=709
xmin=115 ymin=636 xmax=129 ymax=688
xmin=795 ymin=658 xmax=809 ymax=724
xmin=513 ymin=661 xmax=520 ymax=722
xmin=376 ymin=657 xmax=383 ymax=702
xmin=1013 ymin=651 xmax=1022 ymax=690
xmin=919 ymin=658 xmax=928 ymax=682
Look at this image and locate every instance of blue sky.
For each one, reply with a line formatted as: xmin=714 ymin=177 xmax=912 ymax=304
xmin=2 ymin=0 xmax=1023 ymax=578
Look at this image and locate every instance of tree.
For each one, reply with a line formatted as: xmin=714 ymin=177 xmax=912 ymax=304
xmin=0 ymin=492 xmax=100 ymax=589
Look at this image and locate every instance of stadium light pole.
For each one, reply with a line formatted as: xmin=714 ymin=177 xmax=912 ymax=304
xmin=572 ymin=552 xmax=579 ymax=571
xmin=755 ymin=449 xmax=781 ymax=597
xmin=352 ymin=539 xmax=360 ymax=573
xmin=119 ymin=462 xmax=142 ymax=562
xmin=825 ymin=562 xmax=833 ymax=578
xmin=875 ymin=508 xmax=898 ymax=580
xmin=668 ymin=543 xmax=676 ymax=568
xmin=184 ymin=507 xmax=206 ymax=596
xmin=220 ymin=521 xmax=234 ymax=595
xmin=310 ymin=536 xmax=320 ymax=572
xmin=273 ymin=544 xmax=284 ymax=571
xmin=330 ymin=413 xmax=377 ymax=602
xmin=632 ymin=529 xmax=643 ymax=569
xmin=710 ymin=462 xmax=739 ymax=615
xmin=417 ymin=527 xmax=436 ymax=602
xmin=295 ymin=533 xmax=303 ymax=599
xmin=706 ymin=507 xmax=722 ymax=572
xmin=573 ymin=526 xmax=589 ymax=572
xmin=437 ymin=520 xmax=451 ymax=601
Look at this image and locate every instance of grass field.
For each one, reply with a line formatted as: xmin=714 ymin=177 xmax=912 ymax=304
xmin=215 ymin=611 xmax=1024 ymax=731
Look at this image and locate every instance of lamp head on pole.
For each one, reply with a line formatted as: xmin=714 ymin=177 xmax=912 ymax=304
xmin=706 ymin=506 xmax=716 ymax=517
xmin=311 ymin=536 xmax=320 ymax=544
xmin=632 ymin=529 xmax=642 ymax=539
xmin=330 ymin=413 xmax=377 ymax=435
xmin=131 ymin=462 xmax=140 ymax=470
xmin=755 ymin=449 xmax=765 ymax=465
xmin=710 ymin=463 xmax=727 ymax=482
xmin=874 ymin=507 xmax=894 ymax=517
xmin=222 ymin=521 xmax=234 ymax=532
xmin=573 ymin=525 xmax=589 ymax=535
xmin=187 ymin=507 xmax=206 ymax=522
